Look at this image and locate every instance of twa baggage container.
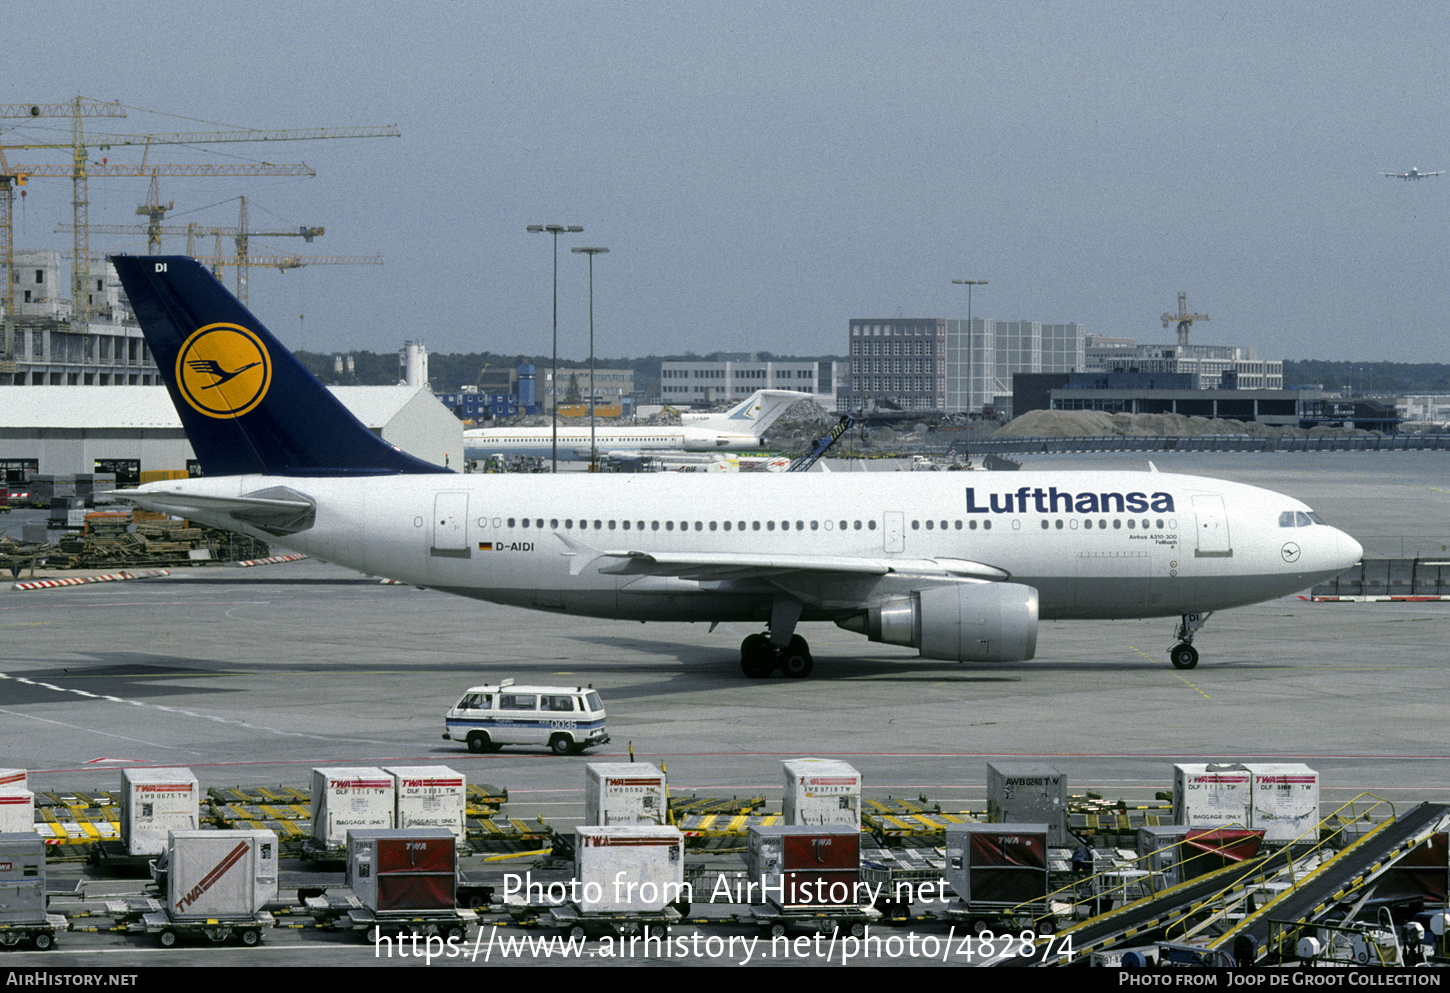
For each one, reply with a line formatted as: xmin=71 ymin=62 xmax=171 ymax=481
xmin=121 ymin=768 xmax=200 ymax=856
xmin=943 ymin=824 xmax=1049 ymax=910
xmin=584 ymin=763 xmax=666 ymax=826
xmin=782 ymin=758 xmax=861 ymax=829
xmin=347 ymin=829 xmax=457 ymax=914
xmin=1247 ymin=764 xmax=1320 ymax=844
xmin=165 ymin=830 xmax=278 ymax=920
xmin=1173 ymin=763 xmax=1253 ymax=830
xmin=384 ymin=766 xmax=466 ymax=841
xmin=311 ymin=767 xmax=395 ymax=848
xmin=747 ymin=825 xmax=861 ymax=910
xmin=574 ymin=825 xmax=684 ymax=913
xmin=0 ymin=771 xmax=25 ymax=791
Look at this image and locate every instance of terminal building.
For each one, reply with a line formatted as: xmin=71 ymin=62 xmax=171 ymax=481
xmin=842 ymin=317 xmax=1085 ymax=414
xmin=1083 ymin=335 xmax=1282 ymax=390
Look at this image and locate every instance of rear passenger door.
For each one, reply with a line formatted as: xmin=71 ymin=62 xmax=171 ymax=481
xmin=497 ymin=693 xmax=539 ymax=745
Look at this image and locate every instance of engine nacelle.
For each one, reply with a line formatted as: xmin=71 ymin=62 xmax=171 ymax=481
xmin=837 ymin=583 xmax=1039 ymax=663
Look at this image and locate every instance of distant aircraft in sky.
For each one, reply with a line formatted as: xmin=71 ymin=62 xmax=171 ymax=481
xmin=1381 ymin=167 xmax=1442 ymax=181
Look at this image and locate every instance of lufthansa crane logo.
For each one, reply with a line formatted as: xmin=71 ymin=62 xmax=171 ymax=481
xmin=176 ymin=324 xmax=271 ymax=419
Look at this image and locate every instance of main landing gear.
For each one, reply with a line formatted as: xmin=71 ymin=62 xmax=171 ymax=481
xmin=1169 ymin=612 xmax=1211 ymax=670
xmin=740 ymin=597 xmax=813 ymax=679
xmin=740 ymin=632 xmax=814 ymax=678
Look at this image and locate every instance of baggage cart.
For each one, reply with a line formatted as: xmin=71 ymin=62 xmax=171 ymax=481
xmin=547 ymin=902 xmax=680 ymax=940
xmin=0 ymin=916 xmax=67 ymax=951
xmin=746 ymin=901 xmax=881 ymax=939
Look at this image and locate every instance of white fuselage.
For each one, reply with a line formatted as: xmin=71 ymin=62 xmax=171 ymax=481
xmin=130 ymin=470 xmax=1363 ymax=634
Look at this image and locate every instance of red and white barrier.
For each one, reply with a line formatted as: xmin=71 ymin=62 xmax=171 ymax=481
xmin=13 ymin=569 xmax=170 ymax=591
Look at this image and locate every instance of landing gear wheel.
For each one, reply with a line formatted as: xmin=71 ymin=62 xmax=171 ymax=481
xmin=780 ymin=635 xmax=814 ymax=678
xmin=740 ymin=633 xmax=774 ymax=678
xmin=1170 ymin=643 xmax=1199 ymax=670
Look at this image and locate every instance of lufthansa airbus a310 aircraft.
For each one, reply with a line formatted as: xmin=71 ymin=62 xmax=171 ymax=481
xmin=109 ymin=256 xmax=1364 ymax=679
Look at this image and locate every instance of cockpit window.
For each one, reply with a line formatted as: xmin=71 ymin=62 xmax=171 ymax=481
xmin=1279 ymin=510 xmax=1323 ymax=527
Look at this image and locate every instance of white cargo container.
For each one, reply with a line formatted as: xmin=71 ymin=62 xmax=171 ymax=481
xmin=574 ymin=825 xmax=685 ymax=913
xmin=310 ymin=767 xmax=395 ymax=848
xmin=164 ymin=830 xmax=278 ymax=920
xmin=1247 ymin=763 xmax=1320 ymax=843
xmin=384 ymin=766 xmax=466 ymax=841
xmin=782 ymin=758 xmax=861 ymax=829
xmin=584 ymin=763 xmax=666 ymax=826
xmin=0 ymin=792 xmax=34 ymax=835
xmin=121 ymin=768 xmax=200 ymax=856
xmin=1172 ymin=763 xmax=1252 ymax=830
xmin=0 ymin=770 xmax=26 ymax=791
xmin=987 ymin=762 xmax=1069 ymax=846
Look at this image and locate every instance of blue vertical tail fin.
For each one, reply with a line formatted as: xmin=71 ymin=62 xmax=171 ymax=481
xmin=110 ymin=255 xmax=447 ymax=476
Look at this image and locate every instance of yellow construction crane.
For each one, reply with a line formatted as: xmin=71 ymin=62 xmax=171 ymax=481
xmin=1161 ymin=291 xmax=1209 ymax=350
xmin=0 ymin=99 xmax=398 ymax=323
xmin=0 ymin=100 xmax=124 ymax=321
xmin=59 ymin=195 xmax=332 ymax=305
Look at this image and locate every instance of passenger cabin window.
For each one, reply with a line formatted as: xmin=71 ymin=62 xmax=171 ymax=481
xmin=541 ymin=695 xmax=575 ymax=712
xmin=500 ymin=694 xmax=537 ymax=711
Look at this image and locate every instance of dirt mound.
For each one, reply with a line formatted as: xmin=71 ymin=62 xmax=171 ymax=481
xmin=996 ymin=409 xmax=1376 ymax=439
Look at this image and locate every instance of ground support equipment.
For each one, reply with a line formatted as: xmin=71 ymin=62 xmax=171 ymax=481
xmin=303 ymin=890 xmax=475 ymax=942
xmin=114 ymin=898 xmax=276 ymax=947
xmin=547 ymin=903 xmax=681 ymax=940
xmin=747 ymin=902 xmax=881 ymax=939
xmin=0 ymin=916 xmax=68 ymax=950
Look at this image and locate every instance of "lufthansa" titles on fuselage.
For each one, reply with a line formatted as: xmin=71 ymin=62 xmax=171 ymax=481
xmin=965 ymin=486 xmax=1177 ymax=515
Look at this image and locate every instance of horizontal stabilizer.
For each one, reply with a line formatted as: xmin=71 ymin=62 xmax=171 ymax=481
xmin=111 ymin=485 xmax=317 ymax=536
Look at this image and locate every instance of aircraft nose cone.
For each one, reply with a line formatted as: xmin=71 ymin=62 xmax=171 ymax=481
xmin=1335 ymin=529 xmax=1364 ymax=570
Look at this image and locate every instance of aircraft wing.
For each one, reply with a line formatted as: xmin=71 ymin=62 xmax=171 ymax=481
xmin=555 ymin=534 xmax=1008 ymax=581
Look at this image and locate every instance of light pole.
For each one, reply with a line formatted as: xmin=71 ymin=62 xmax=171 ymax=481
xmin=527 ymin=223 xmax=583 ymax=471
xmin=952 ymin=279 xmax=988 ymax=411
xmin=571 ymin=246 xmax=609 ymax=470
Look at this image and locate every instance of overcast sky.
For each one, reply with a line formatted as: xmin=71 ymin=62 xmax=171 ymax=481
xmin=10 ymin=1 xmax=1448 ymax=364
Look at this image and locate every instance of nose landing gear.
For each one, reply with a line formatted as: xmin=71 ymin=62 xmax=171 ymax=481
xmin=1169 ymin=612 xmax=1211 ymax=670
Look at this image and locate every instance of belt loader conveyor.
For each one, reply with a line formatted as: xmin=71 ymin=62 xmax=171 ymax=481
xmin=1207 ymin=800 xmax=1450 ymax=965
xmin=994 ymin=846 xmax=1300 ymax=966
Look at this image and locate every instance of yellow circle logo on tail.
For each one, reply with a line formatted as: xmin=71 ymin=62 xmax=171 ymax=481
xmin=176 ymin=324 xmax=272 ymax=419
